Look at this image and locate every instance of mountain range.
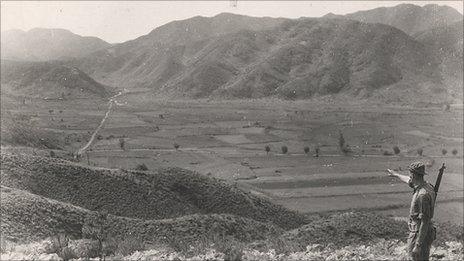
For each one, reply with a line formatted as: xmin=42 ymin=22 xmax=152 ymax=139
xmin=1 ymin=4 xmax=462 ymax=101
xmin=1 ymin=28 xmax=110 ymax=61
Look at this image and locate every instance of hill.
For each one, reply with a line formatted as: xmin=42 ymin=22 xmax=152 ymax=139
xmin=1 ymin=28 xmax=111 ymax=61
xmin=0 ymin=152 xmax=307 ymax=230
xmin=75 ymin=18 xmax=443 ymax=101
xmin=0 ymin=60 xmax=111 ymax=98
xmin=326 ymin=4 xmax=463 ymax=36
xmin=413 ymin=20 xmax=463 ymax=96
xmin=1 ymin=185 xmax=282 ymax=244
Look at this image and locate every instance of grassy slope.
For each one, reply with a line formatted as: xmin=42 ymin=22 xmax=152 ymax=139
xmin=0 ymin=152 xmax=307 ymax=229
xmin=1 ymin=186 xmax=282 ymax=244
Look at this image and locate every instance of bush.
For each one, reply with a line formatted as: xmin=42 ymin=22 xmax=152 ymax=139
xmin=417 ymin=148 xmax=423 ymax=156
xmin=452 ymin=149 xmax=458 ymax=156
xmin=281 ymin=146 xmax=288 ymax=154
xmin=383 ymin=150 xmax=394 ymax=156
xmin=265 ymin=145 xmax=271 ymax=154
xmin=304 ymin=146 xmax=310 ymax=154
xmin=174 ymin=143 xmax=180 ymax=150
xmin=114 ymin=236 xmax=145 ymax=256
xmin=135 ymin=163 xmax=148 ymax=171
xmin=49 ymin=150 xmax=56 ymax=157
xmin=97 ymin=135 xmax=103 ymax=140
xmin=393 ymin=146 xmax=400 ymax=155
xmin=442 ymin=149 xmax=447 ymax=155
xmin=314 ymin=146 xmax=320 ymax=157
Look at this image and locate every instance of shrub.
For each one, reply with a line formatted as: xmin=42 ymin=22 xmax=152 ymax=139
xmin=281 ymin=146 xmax=288 ymax=154
xmin=442 ymin=149 xmax=447 ymax=155
xmin=49 ymin=150 xmax=56 ymax=157
xmin=135 ymin=163 xmax=148 ymax=171
xmin=417 ymin=148 xmax=423 ymax=156
xmin=97 ymin=135 xmax=103 ymax=140
xmin=265 ymin=145 xmax=271 ymax=154
xmin=383 ymin=150 xmax=394 ymax=156
xmin=444 ymin=104 xmax=451 ymax=111
xmin=452 ymin=149 xmax=458 ymax=156
xmin=304 ymin=146 xmax=310 ymax=154
xmin=174 ymin=143 xmax=180 ymax=150
xmin=393 ymin=146 xmax=400 ymax=155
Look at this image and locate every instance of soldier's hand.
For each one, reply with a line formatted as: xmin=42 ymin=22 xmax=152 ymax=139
xmin=386 ymin=169 xmax=396 ymax=177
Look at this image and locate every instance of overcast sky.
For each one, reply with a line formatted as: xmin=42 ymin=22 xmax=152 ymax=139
xmin=1 ymin=1 xmax=462 ymax=43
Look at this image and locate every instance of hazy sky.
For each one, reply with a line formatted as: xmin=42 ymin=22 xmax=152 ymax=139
xmin=2 ymin=1 xmax=463 ymax=43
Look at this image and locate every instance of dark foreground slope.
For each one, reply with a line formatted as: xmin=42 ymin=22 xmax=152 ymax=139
xmin=0 ymin=152 xmax=307 ymax=230
xmin=75 ymin=17 xmax=442 ymax=101
xmin=1 ymin=186 xmax=282 ymax=243
xmin=0 ymin=60 xmax=111 ymax=98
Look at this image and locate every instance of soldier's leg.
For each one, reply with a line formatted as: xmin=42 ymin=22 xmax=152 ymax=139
xmin=407 ymin=232 xmax=418 ymax=260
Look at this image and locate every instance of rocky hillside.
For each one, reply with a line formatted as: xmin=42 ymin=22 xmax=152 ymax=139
xmin=325 ymin=4 xmax=463 ymax=36
xmin=74 ymin=17 xmax=443 ymax=100
xmin=0 ymin=60 xmax=111 ymax=98
xmin=0 ymin=152 xmax=307 ymax=230
xmin=1 ymin=28 xmax=110 ymax=61
xmin=414 ymin=20 xmax=463 ymax=95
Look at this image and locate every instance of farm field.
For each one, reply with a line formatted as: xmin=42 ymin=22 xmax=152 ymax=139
xmin=3 ymin=92 xmax=463 ymax=225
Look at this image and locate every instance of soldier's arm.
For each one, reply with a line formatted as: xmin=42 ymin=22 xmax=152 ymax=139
xmin=386 ymin=169 xmax=410 ymax=184
xmin=414 ymin=194 xmax=433 ymax=250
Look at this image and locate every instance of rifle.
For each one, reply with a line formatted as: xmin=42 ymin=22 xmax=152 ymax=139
xmin=434 ymin=163 xmax=446 ymax=199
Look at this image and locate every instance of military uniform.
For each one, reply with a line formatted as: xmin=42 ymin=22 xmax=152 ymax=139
xmin=407 ymin=163 xmax=437 ymax=261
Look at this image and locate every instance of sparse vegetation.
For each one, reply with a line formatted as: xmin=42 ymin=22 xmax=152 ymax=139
xmin=281 ymin=146 xmax=288 ymax=154
xmin=82 ymin=211 xmax=110 ymax=261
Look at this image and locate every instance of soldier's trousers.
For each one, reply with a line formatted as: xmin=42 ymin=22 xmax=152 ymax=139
xmin=407 ymin=225 xmax=436 ymax=261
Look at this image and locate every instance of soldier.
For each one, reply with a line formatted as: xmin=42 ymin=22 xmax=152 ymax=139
xmin=387 ymin=162 xmax=437 ymax=261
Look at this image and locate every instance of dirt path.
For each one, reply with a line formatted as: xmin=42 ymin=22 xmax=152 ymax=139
xmin=76 ymin=91 xmax=122 ymax=157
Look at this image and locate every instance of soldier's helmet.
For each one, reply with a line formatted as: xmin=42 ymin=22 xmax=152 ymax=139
xmin=409 ymin=161 xmax=427 ymax=175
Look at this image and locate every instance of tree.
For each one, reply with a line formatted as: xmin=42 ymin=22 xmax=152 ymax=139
xmin=452 ymin=149 xmax=458 ymax=156
xmin=173 ymin=143 xmax=180 ymax=150
xmin=393 ymin=146 xmax=400 ymax=155
xmin=265 ymin=145 xmax=271 ymax=155
xmin=417 ymin=148 xmax=423 ymax=156
xmin=442 ymin=149 xmax=447 ymax=155
xmin=50 ymin=150 xmax=56 ymax=157
xmin=119 ymin=138 xmax=125 ymax=150
xmin=304 ymin=146 xmax=310 ymax=155
xmin=338 ymin=131 xmax=345 ymax=152
xmin=314 ymin=146 xmax=320 ymax=157
xmin=281 ymin=146 xmax=288 ymax=154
